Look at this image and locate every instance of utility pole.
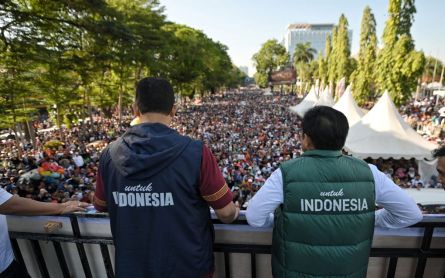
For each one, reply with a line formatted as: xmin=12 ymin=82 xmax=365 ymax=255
xmin=439 ymin=64 xmax=444 ymax=86
xmin=432 ymin=58 xmax=438 ymax=82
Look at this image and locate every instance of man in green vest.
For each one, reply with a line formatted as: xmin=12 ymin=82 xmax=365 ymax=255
xmin=246 ymin=106 xmax=422 ymax=278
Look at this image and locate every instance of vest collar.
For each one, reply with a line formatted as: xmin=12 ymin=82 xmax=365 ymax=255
xmin=302 ymin=149 xmax=342 ymax=158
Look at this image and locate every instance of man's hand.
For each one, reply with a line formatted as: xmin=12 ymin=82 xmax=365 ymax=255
xmin=215 ymin=201 xmax=239 ymax=223
xmin=60 ymin=201 xmax=89 ymax=214
xmin=0 ymin=196 xmax=89 ymax=216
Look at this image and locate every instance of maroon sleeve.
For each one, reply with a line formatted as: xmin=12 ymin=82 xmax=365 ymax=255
xmin=93 ymin=170 xmax=108 ymax=212
xmin=200 ymin=144 xmax=233 ymax=209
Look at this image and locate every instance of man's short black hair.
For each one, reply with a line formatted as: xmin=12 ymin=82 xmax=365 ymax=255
xmin=302 ymin=106 xmax=349 ymax=150
xmin=433 ymin=146 xmax=445 ymax=158
xmin=135 ymin=77 xmax=174 ymax=115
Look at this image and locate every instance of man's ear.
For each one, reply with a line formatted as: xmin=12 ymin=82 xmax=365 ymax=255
xmin=302 ymin=133 xmax=315 ymax=151
xmin=132 ymin=103 xmax=141 ymax=117
xmin=170 ymin=105 xmax=177 ymax=117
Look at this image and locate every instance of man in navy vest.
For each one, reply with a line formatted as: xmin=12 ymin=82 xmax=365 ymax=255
xmin=246 ymin=106 xmax=423 ymax=277
xmin=94 ymin=77 xmax=238 ymax=278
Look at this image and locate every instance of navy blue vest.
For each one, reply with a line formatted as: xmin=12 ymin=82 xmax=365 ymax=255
xmin=100 ymin=123 xmax=213 ymax=278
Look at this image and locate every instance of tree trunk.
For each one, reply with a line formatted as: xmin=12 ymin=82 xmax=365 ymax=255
xmin=86 ymin=86 xmax=93 ymax=124
xmin=118 ymin=69 xmax=124 ymax=125
xmin=56 ymin=105 xmax=61 ymax=128
xmin=11 ymin=115 xmax=23 ymax=157
xmin=118 ymin=87 xmax=122 ymax=124
xmin=415 ymin=78 xmax=421 ymax=101
xmin=439 ymin=65 xmax=445 ymax=85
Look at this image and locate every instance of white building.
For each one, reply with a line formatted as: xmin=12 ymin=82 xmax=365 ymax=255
xmin=283 ymin=23 xmax=352 ymax=59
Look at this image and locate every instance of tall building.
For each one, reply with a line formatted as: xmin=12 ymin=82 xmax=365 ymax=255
xmin=283 ymin=23 xmax=352 ymax=59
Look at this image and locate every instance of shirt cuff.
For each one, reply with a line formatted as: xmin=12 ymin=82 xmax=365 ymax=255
xmin=202 ymin=183 xmax=233 ymax=209
xmin=93 ymin=195 xmax=107 ymax=212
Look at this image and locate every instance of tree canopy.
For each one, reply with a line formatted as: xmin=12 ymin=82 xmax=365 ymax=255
xmin=376 ymin=0 xmax=425 ymax=106
xmin=0 ymin=0 xmax=245 ymax=128
xmin=351 ymin=6 xmax=378 ymax=105
xmin=252 ymin=39 xmax=288 ymax=88
xmin=253 ymin=0 xmax=425 ymax=106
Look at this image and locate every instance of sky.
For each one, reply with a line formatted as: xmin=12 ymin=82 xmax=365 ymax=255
xmin=160 ymin=0 xmax=445 ymax=76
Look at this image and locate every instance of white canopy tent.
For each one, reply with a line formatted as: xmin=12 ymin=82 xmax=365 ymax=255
xmin=289 ymin=86 xmax=318 ymax=117
xmin=345 ymin=91 xmax=437 ymax=160
xmin=427 ymin=82 xmax=444 ymax=90
xmin=433 ymin=90 xmax=445 ymax=98
xmin=333 ymin=85 xmax=365 ymax=126
xmin=263 ymin=88 xmax=273 ymax=96
xmin=315 ymin=86 xmax=335 ymax=107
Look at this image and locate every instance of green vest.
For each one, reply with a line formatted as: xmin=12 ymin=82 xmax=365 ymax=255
xmin=272 ymin=150 xmax=375 ymax=278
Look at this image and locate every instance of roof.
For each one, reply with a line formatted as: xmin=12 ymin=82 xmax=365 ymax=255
xmin=289 ymin=86 xmax=318 ymax=117
xmin=333 ymin=85 xmax=365 ymax=126
xmin=287 ymin=23 xmax=335 ymax=30
xmin=315 ymin=86 xmax=335 ymax=107
xmin=345 ymin=91 xmax=437 ymax=160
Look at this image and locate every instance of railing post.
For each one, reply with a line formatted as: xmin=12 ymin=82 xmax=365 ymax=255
xmin=100 ymin=243 xmax=115 ymax=278
xmin=10 ymin=238 xmax=27 ymax=273
xmin=251 ymin=252 xmax=257 ymax=278
xmin=224 ymin=252 xmax=231 ymax=278
xmin=70 ymin=215 xmax=93 ymax=278
xmin=387 ymin=257 xmax=398 ymax=278
xmin=52 ymin=241 xmax=71 ymax=278
xmin=415 ymin=226 xmax=434 ymax=278
xmin=30 ymin=240 xmax=50 ymax=278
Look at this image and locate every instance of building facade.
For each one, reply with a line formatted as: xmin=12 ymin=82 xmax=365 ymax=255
xmin=283 ymin=23 xmax=352 ymax=59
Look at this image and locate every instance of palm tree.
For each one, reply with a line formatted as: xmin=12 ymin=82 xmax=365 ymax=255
xmin=293 ymin=42 xmax=317 ymax=65
xmin=293 ymin=43 xmax=317 ymax=94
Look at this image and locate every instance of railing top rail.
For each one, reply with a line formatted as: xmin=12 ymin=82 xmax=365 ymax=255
xmin=28 ymin=212 xmax=445 ymax=227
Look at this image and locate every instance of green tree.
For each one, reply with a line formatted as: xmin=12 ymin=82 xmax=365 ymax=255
xmin=422 ymin=56 xmax=444 ymax=84
xmin=0 ymin=41 xmax=40 ymax=149
xmin=351 ymin=6 xmax=378 ymax=105
xmin=296 ymin=62 xmax=311 ymax=94
xmin=0 ymin=0 xmax=242 ymax=128
xmin=317 ymin=54 xmax=327 ymax=87
xmin=376 ymin=0 xmax=425 ymax=106
xmin=252 ymin=39 xmax=289 ymax=88
xmin=328 ymin=26 xmax=338 ymax=86
xmin=335 ymin=15 xmax=352 ymax=88
xmin=292 ymin=42 xmax=316 ymax=92
xmin=293 ymin=42 xmax=316 ymax=65
xmin=318 ymin=35 xmax=331 ymax=87
xmin=400 ymin=0 xmax=416 ymax=39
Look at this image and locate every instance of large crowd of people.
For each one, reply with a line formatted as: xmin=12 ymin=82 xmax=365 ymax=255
xmin=0 ymin=116 xmax=130 ymax=206
xmin=401 ymin=95 xmax=445 ymax=144
xmin=0 ymin=89 xmax=443 ymax=210
xmin=173 ymin=91 xmax=302 ymax=208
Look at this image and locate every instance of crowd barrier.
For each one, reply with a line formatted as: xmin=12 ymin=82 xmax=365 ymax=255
xmin=7 ymin=212 xmax=445 ymax=278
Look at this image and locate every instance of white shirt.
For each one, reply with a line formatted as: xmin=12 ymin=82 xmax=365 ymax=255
xmin=246 ymin=164 xmax=423 ymax=228
xmin=73 ymin=155 xmax=84 ymax=167
xmin=0 ymin=188 xmax=14 ymax=273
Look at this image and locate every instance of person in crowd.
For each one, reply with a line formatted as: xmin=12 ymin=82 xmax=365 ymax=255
xmin=433 ymin=146 xmax=445 ymax=185
xmin=93 ymin=77 xmax=238 ymax=278
xmin=0 ymin=187 xmax=87 ymax=277
xmin=411 ymin=174 xmax=424 ymax=189
xmin=246 ymin=106 xmax=423 ymax=278
xmin=4 ymin=90 xmax=440 ymax=206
